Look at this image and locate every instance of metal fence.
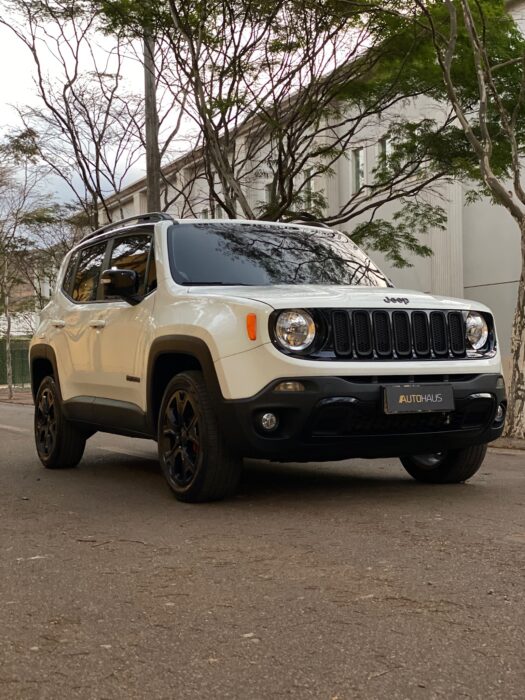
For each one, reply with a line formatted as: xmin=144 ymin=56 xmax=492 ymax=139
xmin=0 ymin=338 xmax=31 ymax=386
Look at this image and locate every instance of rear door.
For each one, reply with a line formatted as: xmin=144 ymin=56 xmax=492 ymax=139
xmin=59 ymin=240 xmax=111 ymax=399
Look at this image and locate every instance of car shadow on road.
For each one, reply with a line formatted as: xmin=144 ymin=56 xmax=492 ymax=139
xmin=237 ymin=458 xmax=478 ymax=504
xmin=82 ymin=450 xmax=486 ymax=509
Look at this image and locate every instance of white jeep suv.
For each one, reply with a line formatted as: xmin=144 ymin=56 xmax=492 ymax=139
xmin=30 ymin=213 xmax=506 ymax=502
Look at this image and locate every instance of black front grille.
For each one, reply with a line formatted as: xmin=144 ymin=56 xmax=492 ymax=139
xmin=332 ymin=310 xmax=352 ymax=356
xmin=448 ymin=312 xmax=466 ymax=356
xmin=392 ymin=311 xmax=411 ymax=357
xmin=328 ymin=309 xmax=466 ymax=361
xmin=353 ymin=311 xmax=373 ymax=358
xmin=338 ymin=374 xmax=480 ymax=384
xmin=412 ymin=311 xmax=431 ymax=357
xmin=430 ymin=312 xmax=448 ymax=356
xmin=373 ymin=311 xmax=392 ymax=357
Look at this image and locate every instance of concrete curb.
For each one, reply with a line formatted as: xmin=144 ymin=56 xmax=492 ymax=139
xmin=491 ymin=437 xmax=525 ymax=451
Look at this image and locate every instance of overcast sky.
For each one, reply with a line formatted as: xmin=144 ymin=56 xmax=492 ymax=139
xmin=0 ymin=21 xmax=149 ymax=201
xmin=0 ymin=24 xmax=38 ymax=128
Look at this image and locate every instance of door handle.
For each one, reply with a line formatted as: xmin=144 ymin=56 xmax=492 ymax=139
xmin=89 ymin=320 xmax=106 ymax=329
xmin=51 ymin=319 xmax=65 ymax=328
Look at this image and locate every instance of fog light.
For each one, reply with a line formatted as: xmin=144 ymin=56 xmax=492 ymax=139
xmin=495 ymin=404 xmax=505 ymax=423
xmin=260 ymin=412 xmax=278 ymax=431
xmin=274 ymin=381 xmax=305 ymax=392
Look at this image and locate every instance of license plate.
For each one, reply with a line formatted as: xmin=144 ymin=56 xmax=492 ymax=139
xmin=383 ymin=384 xmax=455 ymax=414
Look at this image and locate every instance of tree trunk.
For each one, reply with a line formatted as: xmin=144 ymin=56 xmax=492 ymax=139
xmin=3 ymin=261 xmax=13 ymax=400
xmin=504 ymin=230 xmax=525 ymax=438
xmin=5 ymin=294 xmax=13 ymax=400
xmin=144 ymin=32 xmax=161 ymax=212
xmin=89 ymin=197 xmax=100 ymax=230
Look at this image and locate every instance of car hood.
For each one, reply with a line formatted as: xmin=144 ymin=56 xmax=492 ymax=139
xmin=189 ymin=285 xmax=490 ymax=312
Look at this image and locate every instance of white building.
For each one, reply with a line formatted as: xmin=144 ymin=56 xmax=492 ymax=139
xmin=104 ymin=4 xmax=525 ymax=379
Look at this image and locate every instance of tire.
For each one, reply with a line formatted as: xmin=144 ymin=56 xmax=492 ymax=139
xmin=157 ymin=371 xmax=241 ymax=503
xmin=34 ymin=376 xmax=86 ymax=469
xmin=400 ymin=444 xmax=488 ymax=484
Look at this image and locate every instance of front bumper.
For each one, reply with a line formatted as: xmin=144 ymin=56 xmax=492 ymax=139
xmin=219 ymin=373 xmax=506 ymax=461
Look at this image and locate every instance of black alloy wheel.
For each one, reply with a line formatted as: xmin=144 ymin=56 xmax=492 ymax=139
xmin=33 ymin=376 xmax=86 ymax=469
xmin=158 ymin=371 xmax=241 ymax=502
xmin=35 ymin=386 xmax=57 ymax=458
xmin=161 ymin=389 xmax=201 ymax=488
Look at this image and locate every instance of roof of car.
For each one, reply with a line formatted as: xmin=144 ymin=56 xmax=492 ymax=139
xmin=80 ymin=214 xmax=334 ymax=247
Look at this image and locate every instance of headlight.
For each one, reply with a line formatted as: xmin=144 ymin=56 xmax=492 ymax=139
xmin=275 ymin=310 xmax=316 ymax=351
xmin=466 ymin=312 xmax=489 ymax=350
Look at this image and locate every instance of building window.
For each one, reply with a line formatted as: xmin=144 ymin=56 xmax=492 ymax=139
xmin=265 ymin=183 xmax=273 ymax=205
xmin=201 ymin=208 xmax=209 ymax=219
xmin=379 ymin=136 xmax=392 ymax=161
xmin=304 ymin=169 xmax=314 ymax=208
xmin=352 ymin=148 xmax=365 ymax=194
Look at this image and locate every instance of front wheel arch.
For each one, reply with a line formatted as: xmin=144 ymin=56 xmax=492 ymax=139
xmin=146 ymin=336 xmax=223 ymax=434
xmin=30 ymin=344 xmax=63 ymax=403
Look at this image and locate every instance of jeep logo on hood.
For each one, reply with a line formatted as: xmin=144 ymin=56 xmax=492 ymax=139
xmin=384 ymin=296 xmax=409 ymax=304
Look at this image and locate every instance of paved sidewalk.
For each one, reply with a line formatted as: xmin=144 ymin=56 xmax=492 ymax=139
xmin=0 ymin=390 xmax=33 ymax=405
xmin=493 ymin=436 xmax=525 ymax=451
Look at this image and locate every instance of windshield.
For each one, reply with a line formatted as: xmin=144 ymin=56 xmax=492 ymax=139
xmin=168 ymin=222 xmax=391 ymax=287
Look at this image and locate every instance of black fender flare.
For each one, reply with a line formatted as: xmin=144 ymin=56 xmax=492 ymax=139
xmin=29 ymin=344 xmax=62 ymax=402
xmin=146 ymin=335 xmax=224 ymax=433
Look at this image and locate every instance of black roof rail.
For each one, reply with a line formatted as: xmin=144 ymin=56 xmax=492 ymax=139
xmin=82 ymin=212 xmax=175 ymax=242
xmin=289 ymin=217 xmax=332 ymax=230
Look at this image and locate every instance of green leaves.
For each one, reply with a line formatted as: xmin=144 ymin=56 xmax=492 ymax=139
xmin=0 ymin=129 xmax=40 ymax=164
xmin=351 ymin=200 xmax=445 ymax=268
xmin=96 ymin=0 xmax=171 ymax=35
xmin=94 ymin=0 xmax=525 ymax=267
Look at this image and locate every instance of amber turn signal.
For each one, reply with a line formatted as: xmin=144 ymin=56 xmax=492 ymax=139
xmin=246 ymin=313 xmax=257 ymax=340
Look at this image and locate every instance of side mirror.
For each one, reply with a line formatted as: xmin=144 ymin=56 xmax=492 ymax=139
xmin=100 ymin=268 xmax=139 ymax=304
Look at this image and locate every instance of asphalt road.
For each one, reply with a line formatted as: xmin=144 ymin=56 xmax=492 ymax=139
xmin=1 ymin=402 xmax=524 ymax=700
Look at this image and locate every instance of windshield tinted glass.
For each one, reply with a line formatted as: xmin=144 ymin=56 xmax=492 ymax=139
xmin=168 ymin=222 xmax=390 ymax=287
